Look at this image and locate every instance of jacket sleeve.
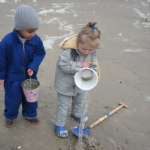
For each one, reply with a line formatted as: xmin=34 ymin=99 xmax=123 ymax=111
xmin=0 ymin=40 xmax=6 ymax=80
xmin=57 ymin=50 xmax=81 ymax=74
xmin=27 ymin=37 xmax=46 ymax=74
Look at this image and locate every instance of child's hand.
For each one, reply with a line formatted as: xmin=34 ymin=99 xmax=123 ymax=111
xmin=0 ymin=80 xmax=3 ymax=86
xmin=27 ymin=69 xmax=34 ymax=76
xmin=81 ymin=61 xmax=90 ymax=68
xmin=81 ymin=61 xmax=91 ymax=68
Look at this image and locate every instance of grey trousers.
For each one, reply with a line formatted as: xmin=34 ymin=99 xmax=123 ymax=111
xmin=55 ymin=92 xmax=85 ymax=126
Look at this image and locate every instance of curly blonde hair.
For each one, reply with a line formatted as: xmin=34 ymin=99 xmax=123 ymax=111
xmin=77 ymin=22 xmax=101 ymax=49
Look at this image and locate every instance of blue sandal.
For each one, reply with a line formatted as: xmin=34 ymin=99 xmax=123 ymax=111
xmin=55 ymin=125 xmax=68 ymax=138
xmin=70 ymin=114 xmax=88 ymax=123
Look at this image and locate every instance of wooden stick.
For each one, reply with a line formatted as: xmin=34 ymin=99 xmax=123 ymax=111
xmin=90 ymin=102 xmax=128 ymax=128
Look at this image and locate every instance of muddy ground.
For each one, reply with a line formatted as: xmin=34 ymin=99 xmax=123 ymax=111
xmin=0 ymin=0 xmax=150 ymax=150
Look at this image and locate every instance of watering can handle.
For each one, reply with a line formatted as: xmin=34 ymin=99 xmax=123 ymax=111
xmin=90 ymin=62 xmax=100 ymax=82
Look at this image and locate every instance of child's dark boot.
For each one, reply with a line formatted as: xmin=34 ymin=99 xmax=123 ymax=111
xmin=4 ymin=118 xmax=13 ymax=128
xmin=26 ymin=117 xmax=40 ymax=125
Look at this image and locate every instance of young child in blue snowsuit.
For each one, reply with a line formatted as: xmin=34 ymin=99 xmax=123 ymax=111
xmin=54 ymin=22 xmax=101 ymax=137
xmin=0 ymin=5 xmax=46 ymax=127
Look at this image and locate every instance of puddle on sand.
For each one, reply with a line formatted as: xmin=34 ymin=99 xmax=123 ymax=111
xmin=62 ymin=134 xmax=101 ymax=150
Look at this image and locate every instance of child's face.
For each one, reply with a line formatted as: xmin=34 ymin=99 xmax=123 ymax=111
xmin=18 ymin=29 xmax=38 ymax=40
xmin=78 ymin=42 xmax=93 ymax=56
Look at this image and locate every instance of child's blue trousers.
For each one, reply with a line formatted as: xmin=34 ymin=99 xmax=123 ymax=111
xmin=4 ymin=80 xmax=37 ymax=120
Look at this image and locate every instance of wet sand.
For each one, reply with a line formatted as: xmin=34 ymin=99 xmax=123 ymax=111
xmin=0 ymin=0 xmax=150 ymax=150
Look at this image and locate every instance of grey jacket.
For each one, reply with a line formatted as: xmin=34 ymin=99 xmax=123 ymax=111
xmin=54 ymin=48 xmax=98 ymax=96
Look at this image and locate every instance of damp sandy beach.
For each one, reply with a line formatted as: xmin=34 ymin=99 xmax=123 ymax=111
xmin=0 ymin=0 xmax=150 ymax=150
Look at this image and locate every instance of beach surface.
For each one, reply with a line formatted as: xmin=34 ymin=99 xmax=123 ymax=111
xmin=0 ymin=0 xmax=150 ymax=150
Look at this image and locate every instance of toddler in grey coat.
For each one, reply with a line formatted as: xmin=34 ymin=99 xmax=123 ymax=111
xmin=54 ymin=22 xmax=101 ymax=137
